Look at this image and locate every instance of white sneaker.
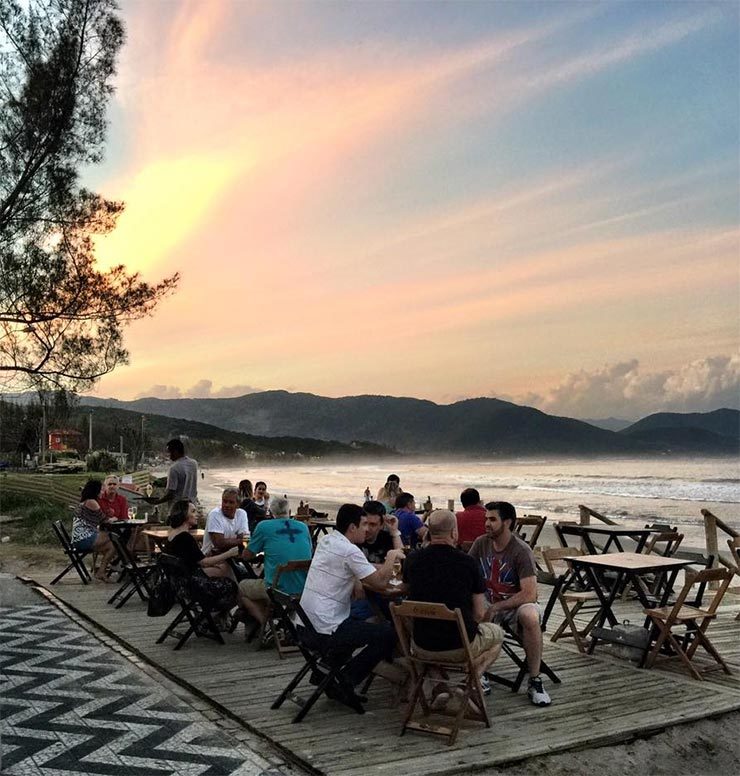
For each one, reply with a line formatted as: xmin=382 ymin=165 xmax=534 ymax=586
xmin=527 ymin=676 xmax=551 ymax=707
xmin=479 ymin=673 xmax=491 ymax=696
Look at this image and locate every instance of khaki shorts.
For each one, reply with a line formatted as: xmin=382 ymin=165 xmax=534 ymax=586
xmin=238 ymin=578 xmax=269 ymax=602
xmin=493 ymin=602 xmax=542 ymax=631
xmin=412 ymin=622 xmax=504 ymax=663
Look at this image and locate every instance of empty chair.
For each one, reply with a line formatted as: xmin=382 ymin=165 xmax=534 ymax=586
xmin=542 ymin=547 xmax=602 ymax=653
xmin=643 ymin=566 xmax=734 ymax=680
xmin=727 ymin=537 xmax=740 ymax=621
xmin=107 ymin=530 xmax=157 ymax=609
xmin=390 ymin=600 xmax=498 ymax=745
xmin=515 ymin=515 xmax=547 ymax=549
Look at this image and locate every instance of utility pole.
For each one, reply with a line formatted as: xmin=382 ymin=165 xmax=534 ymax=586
xmin=140 ymin=415 xmax=145 ymax=468
xmin=88 ymin=411 xmax=93 ymax=451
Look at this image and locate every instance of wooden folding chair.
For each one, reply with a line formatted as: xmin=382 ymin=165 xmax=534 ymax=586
xmin=644 ymin=567 xmax=734 ymax=680
xmin=727 ymin=537 xmax=740 ymax=621
xmin=516 ymin=515 xmax=547 ymax=549
xmin=155 ymin=555 xmax=225 ymax=650
xmin=542 ymin=547 xmax=602 ymax=653
xmin=50 ymin=520 xmax=92 ymax=585
xmin=390 ymin=601 xmax=497 ymax=745
xmin=267 ymin=588 xmax=365 ymax=722
xmin=269 ymin=559 xmax=311 ymax=658
xmin=644 ymin=531 xmax=684 ymax=557
xmin=107 ymin=531 xmax=157 ymax=609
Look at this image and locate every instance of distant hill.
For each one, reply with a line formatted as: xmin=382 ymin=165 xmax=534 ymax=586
xmin=81 ymin=391 xmax=647 ymax=455
xmin=581 ymin=417 xmax=634 ymax=432
xmin=68 ymin=405 xmax=396 ymax=463
xmin=620 ymin=409 xmax=739 ymax=454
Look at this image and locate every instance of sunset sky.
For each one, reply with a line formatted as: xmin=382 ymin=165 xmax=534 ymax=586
xmin=87 ymin=0 xmax=739 ymax=419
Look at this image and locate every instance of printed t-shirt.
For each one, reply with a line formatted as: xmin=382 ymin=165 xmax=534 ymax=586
xmin=358 ymin=528 xmax=395 ymax=564
xmin=468 ymin=533 xmax=537 ymax=602
xmin=300 ymin=531 xmax=376 ymax=635
xmin=166 ymin=456 xmax=199 ymax=507
xmin=247 ymin=518 xmax=312 ymax=594
xmin=403 ymin=544 xmax=486 ymax=650
xmin=455 ymin=504 xmax=487 ymax=544
xmin=201 ymin=507 xmax=249 ymax=555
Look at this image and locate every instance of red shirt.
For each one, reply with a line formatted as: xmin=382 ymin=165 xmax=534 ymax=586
xmin=456 ymin=504 xmax=487 ymax=544
xmin=99 ymin=492 xmax=128 ymax=520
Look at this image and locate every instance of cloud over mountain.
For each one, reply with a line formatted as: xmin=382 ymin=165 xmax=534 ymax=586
xmin=516 ymin=354 xmax=739 ymax=418
xmin=135 ymin=379 xmax=258 ymax=400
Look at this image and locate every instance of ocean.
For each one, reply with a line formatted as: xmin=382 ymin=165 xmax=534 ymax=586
xmin=202 ymin=456 xmax=739 ymax=546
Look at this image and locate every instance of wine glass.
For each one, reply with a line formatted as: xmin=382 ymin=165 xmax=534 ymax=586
xmin=128 ymin=505 xmax=137 ymax=520
xmin=389 ymin=558 xmax=403 ymax=587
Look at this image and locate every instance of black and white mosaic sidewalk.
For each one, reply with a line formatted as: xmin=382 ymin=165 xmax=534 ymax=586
xmin=0 ymin=588 xmax=295 ymax=776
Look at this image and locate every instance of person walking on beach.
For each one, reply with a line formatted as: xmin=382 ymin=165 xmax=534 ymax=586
xmin=469 ymin=501 xmax=551 ymax=707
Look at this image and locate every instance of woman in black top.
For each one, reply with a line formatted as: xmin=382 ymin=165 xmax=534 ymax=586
xmin=166 ymin=500 xmax=238 ymax=612
xmin=239 ymin=478 xmax=269 ymax=533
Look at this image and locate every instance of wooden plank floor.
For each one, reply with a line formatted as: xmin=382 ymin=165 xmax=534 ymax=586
xmin=30 ymin=574 xmax=740 ymax=776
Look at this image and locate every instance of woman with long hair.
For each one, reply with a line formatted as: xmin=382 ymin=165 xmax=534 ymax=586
xmin=71 ymin=479 xmax=117 ymax=582
xmin=166 ymin=500 xmax=238 ymax=613
xmin=241 ymin=479 xmax=269 ymax=533
xmin=377 ymin=474 xmax=402 ymax=513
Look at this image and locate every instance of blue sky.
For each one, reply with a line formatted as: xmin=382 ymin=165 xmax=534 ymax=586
xmin=87 ymin=0 xmax=739 ymax=418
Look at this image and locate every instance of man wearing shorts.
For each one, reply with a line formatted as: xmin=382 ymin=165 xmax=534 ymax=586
xmin=469 ymin=501 xmax=551 ymax=706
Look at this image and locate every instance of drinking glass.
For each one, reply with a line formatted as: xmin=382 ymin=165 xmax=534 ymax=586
xmin=389 ymin=559 xmax=403 ymax=586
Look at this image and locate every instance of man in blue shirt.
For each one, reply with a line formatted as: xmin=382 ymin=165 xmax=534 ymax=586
xmin=394 ymin=492 xmax=428 ymax=547
xmin=238 ymin=495 xmax=312 ymax=633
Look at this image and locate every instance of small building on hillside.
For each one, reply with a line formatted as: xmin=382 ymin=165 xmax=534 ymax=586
xmin=48 ymin=429 xmax=84 ymax=453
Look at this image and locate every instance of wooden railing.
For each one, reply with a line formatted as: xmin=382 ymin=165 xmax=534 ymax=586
xmin=701 ymin=509 xmax=738 ymax=576
xmin=578 ymin=504 xmax=618 ymax=526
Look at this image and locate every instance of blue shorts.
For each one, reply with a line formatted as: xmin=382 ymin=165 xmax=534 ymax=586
xmin=73 ymin=533 xmax=97 ymax=552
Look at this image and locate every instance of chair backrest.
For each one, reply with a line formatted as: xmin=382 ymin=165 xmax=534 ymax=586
xmin=644 ymin=522 xmax=676 ymax=533
xmin=542 ymin=546 xmax=585 ymax=577
xmin=644 ymin=531 xmax=684 ymax=557
xmin=272 ymin=559 xmax=311 ymax=593
xmin=667 ymin=566 xmax=733 ymax=620
xmin=390 ymin=600 xmax=476 ymax=670
xmin=52 ymin=520 xmax=74 ymax=551
xmin=459 ymin=540 xmax=473 ymax=553
xmin=727 ymin=537 xmax=740 ymax=573
xmin=516 ymin=515 xmax=547 ymax=548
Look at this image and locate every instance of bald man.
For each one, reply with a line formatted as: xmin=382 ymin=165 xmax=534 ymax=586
xmin=402 ymin=510 xmax=503 ymax=676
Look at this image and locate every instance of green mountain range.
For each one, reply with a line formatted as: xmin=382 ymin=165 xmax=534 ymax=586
xmin=79 ymin=392 xmax=740 ymax=456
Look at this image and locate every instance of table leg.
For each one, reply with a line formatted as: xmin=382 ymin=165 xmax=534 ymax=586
xmin=634 ymin=534 xmax=649 ymax=553
xmin=585 ymin=567 xmax=624 ymax=654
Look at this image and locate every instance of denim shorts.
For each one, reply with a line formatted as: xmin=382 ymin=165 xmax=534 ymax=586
xmin=73 ymin=533 xmax=97 ymax=552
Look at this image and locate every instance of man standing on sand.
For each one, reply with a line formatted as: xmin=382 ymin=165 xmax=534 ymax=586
xmin=469 ymin=501 xmax=552 ymax=707
xmin=145 ymin=438 xmax=198 ymax=514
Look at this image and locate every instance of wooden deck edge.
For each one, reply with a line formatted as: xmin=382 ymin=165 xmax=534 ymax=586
xmin=19 ymin=576 xmax=324 ymax=776
xmin=21 ymin=576 xmax=740 ymax=776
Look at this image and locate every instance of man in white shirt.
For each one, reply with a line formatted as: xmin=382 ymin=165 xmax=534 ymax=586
xmin=202 ymin=487 xmax=249 ymax=556
xmin=299 ymin=503 xmax=405 ymax=695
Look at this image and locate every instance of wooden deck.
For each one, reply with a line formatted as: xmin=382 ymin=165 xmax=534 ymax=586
xmin=28 ymin=573 xmax=740 ymax=776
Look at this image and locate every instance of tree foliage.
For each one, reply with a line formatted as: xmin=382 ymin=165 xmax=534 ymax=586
xmin=0 ymin=0 xmax=178 ymax=392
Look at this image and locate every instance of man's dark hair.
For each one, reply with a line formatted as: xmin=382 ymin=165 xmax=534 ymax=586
xmin=395 ymin=492 xmax=414 ymax=511
xmin=460 ymin=488 xmax=481 ymax=508
xmin=336 ymin=503 xmax=365 ymax=534
xmin=485 ymin=500 xmax=517 ymax=529
xmin=166 ymin=438 xmax=184 ymax=456
xmin=80 ymin=479 xmax=102 ymax=502
xmin=363 ymin=500 xmax=386 ymax=517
